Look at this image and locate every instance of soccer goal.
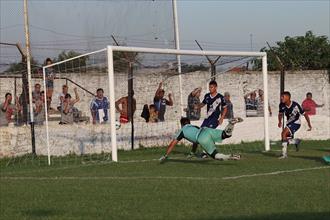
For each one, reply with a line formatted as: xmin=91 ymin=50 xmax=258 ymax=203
xmin=107 ymin=46 xmax=269 ymax=162
xmin=39 ymin=46 xmax=269 ymax=165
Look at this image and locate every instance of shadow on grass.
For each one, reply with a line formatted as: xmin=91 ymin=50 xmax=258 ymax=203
xmin=316 ymin=148 xmax=330 ymax=153
xmin=290 ymin=155 xmax=325 ymax=163
xmin=192 ymin=212 xmax=330 ymax=220
xmin=165 ymin=158 xmax=235 ymax=166
xmin=261 ymin=151 xmax=279 ymax=158
xmin=22 ymin=209 xmax=60 ymax=218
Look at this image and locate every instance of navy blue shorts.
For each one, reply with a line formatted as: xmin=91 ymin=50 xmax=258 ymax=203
xmin=286 ymin=123 xmax=301 ymax=137
xmin=201 ymin=118 xmax=219 ymax=128
xmin=46 ymin=80 xmax=54 ymax=89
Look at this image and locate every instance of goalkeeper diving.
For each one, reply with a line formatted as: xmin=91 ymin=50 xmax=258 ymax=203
xmin=159 ymin=117 xmax=243 ymax=162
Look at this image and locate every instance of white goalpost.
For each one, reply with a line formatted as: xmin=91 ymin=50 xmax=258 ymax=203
xmin=107 ymin=46 xmax=269 ymax=162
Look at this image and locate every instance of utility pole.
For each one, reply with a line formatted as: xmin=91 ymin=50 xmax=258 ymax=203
xmin=172 ymin=0 xmax=184 ymax=116
xmin=266 ymin=41 xmax=285 ymax=130
xmin=23 ymin=0 xmax=36 ymax=155
xmin=195 ymin=40 xmax=221 ymax=81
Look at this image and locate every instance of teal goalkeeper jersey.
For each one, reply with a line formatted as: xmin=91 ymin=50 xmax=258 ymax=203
xmin=175 ymin=124 xmax=201 ymax=143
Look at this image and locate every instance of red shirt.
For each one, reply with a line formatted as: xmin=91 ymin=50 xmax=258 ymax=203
xmin=302 ymin=99 xmax=317 ymax=115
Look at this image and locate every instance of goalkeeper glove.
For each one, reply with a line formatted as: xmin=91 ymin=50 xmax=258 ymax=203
xmin=159 ymin=155 xmax=168 ymax=163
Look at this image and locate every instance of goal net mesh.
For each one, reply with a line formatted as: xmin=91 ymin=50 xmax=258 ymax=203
xmin=3 ymin=47 xmax=269 ymax=166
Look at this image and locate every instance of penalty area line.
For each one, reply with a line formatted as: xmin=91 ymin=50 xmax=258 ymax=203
xmin=1 ymin=166 xmax=329 ymax=181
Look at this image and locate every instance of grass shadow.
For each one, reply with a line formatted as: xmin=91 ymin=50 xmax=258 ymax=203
xmin=22 ymin=208 xmax=60 ymax=218
xmin=166 ymin=158 xmax=235 ymax=166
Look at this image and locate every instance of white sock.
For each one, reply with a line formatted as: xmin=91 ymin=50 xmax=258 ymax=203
xmin=288 ymin=138 xmax=297 ymax=145
xmin=215 ymin=153 xmax=231 ymax=161
xmin=282 ymin=142 xmax=288 ymax=156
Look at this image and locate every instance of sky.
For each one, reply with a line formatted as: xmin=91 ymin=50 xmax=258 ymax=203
xmin=0 ymin=0 xmax=329 ymax=67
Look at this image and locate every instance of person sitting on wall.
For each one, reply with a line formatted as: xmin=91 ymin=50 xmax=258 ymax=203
xmin=148 ymin=104 xmax=158 ymax=123
xmin=244 ymin=90 xmax=258 ymax=117
xmin=32 ymin=83 xmax=42 ymax=103
xmin=186 ymin=87 xmax=202 ymax=121
xmin=223 ymin=92 xmax=234 ymax=119
xmin=153 ymin=82 xmax=173 ymax=122
xmin=115 ymin=91 xmax=136 ymax=124
xmin=34 ymin=91 xmax=46 ymax=125
xmin=57 ymin=84 xmax=69 ymax=111
xmin=0 ymin=93 xmax=20 ymax=126
xmin=302 ymin=92 xmax=324 ymax=116
xmin=256 ymin=89 xmax=272 ymax=117
xmin=90 ymin=88 xmax=110 ymax=124
xmin=60 ymin=88 xmax=80 ymax=125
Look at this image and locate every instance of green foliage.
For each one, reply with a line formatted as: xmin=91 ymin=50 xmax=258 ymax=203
xmin=54 ymin=50 xmax=88 ymax=73
xmin=113 ymin=51 xmax=139 ymax=72
xmin=181 ymin=63 xmax=209 ymax=73
xmin=254 ymin=31 xmax=330 ymax=71
xmin=4 ymin=57 xmax=39 ymax=74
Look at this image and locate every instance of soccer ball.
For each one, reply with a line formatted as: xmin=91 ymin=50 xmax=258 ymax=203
xmin=115 ymin=121 xmax=121 ymax=130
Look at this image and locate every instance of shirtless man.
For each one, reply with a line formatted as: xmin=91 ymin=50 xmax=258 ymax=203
xmin=115 ymin=91 xmax=136 ymax=123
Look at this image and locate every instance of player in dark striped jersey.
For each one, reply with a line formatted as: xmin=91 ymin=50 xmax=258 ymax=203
xmin=278 ymin=91 xmax=312 ymax=159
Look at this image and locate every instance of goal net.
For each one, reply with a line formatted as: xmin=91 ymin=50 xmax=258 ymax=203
xmin=37 ymin=46 xmax=269 ymax=164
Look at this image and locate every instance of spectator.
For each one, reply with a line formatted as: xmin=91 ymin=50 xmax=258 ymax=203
xmin=153 ymin=82 xmax=173 ymax=122
xmin=90 ymin=88 xmax=109 ymax=124
xmin=34 ymin=91 xmax=46 ymax=125
xmin=115 ymin=91 xmax=136 ymax=124
xmin=60 ymin=88 xmax=80 ymax=124
xmin=57 ymin=84 xmax=69 ymax=111
xmin=45 ymin=58 xmax=55 ymax=109
xmin=32 ymin=83 xmax=41 ymax=103
xmin=302 ymin=92 xmax=324 ymax=116
xmin=223 ymin=92 xmax=234 ymax=119
xmin=141 ymin=104 xmax=150 ymax=122
xmin=244 ymin=90 xmax=258 ymax=117
xmin=0 ymin=93 xmax=20 ymax=126
xmin=257 ymin=89 xmax=272 ymax=117
xmin=186 ymin=87 xmax=202 ymax=120
xmin=149 ymin=104 xmax=158 ymax=123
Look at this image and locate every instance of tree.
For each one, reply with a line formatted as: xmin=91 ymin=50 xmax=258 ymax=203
xmin=55 ymin=50 xmax=88 ymax=73
xmin=4 ymin=57 xmax=39 ymax=74
xmin=254 ymin=31 xmax=330 ymax=71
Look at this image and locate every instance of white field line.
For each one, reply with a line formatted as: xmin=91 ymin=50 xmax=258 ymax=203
xmin=1 ymin=166 xmax=329 ymax=181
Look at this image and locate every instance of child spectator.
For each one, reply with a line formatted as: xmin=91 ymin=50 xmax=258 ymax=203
xmin=34 ymin=91 xmax=45 ymax=125
xmin=149 ymin=104 xmax=158 ymax=123
xmin=223 ymin=92 xmax=234 ymax=119
xmin=302 ymin=92 xmax=324 ymax=116
xmin=244 ymin=90 xmax=258 ymax=117
xmin=90 ymin=88 xmax=109 ymax=124
xmin=257 ymin=89 xmax=272 ymax=117
xmin=186 ymin=87 xmax=202 ymax=120
xmin=60 ymin=88 xmax=80 ymax=124
xmin=32 ymin=83 xmax=41 ymax=103
xmin=153 ymin=82 xmax=173 ymax=122
xmin=57 ymin=84 xmax=69 ymax=111
xmin=0 ymin=93 xmax=20 ymax=126
xmin=115 ymin=91 xmax=136 ymax=123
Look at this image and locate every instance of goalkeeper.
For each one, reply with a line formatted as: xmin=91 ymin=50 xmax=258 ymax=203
xmin=160 ymin=117 xmax=242 ymax=162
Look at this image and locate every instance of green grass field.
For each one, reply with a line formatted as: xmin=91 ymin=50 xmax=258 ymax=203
xmin=1 ymin=140 xmax=329 ymax=220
